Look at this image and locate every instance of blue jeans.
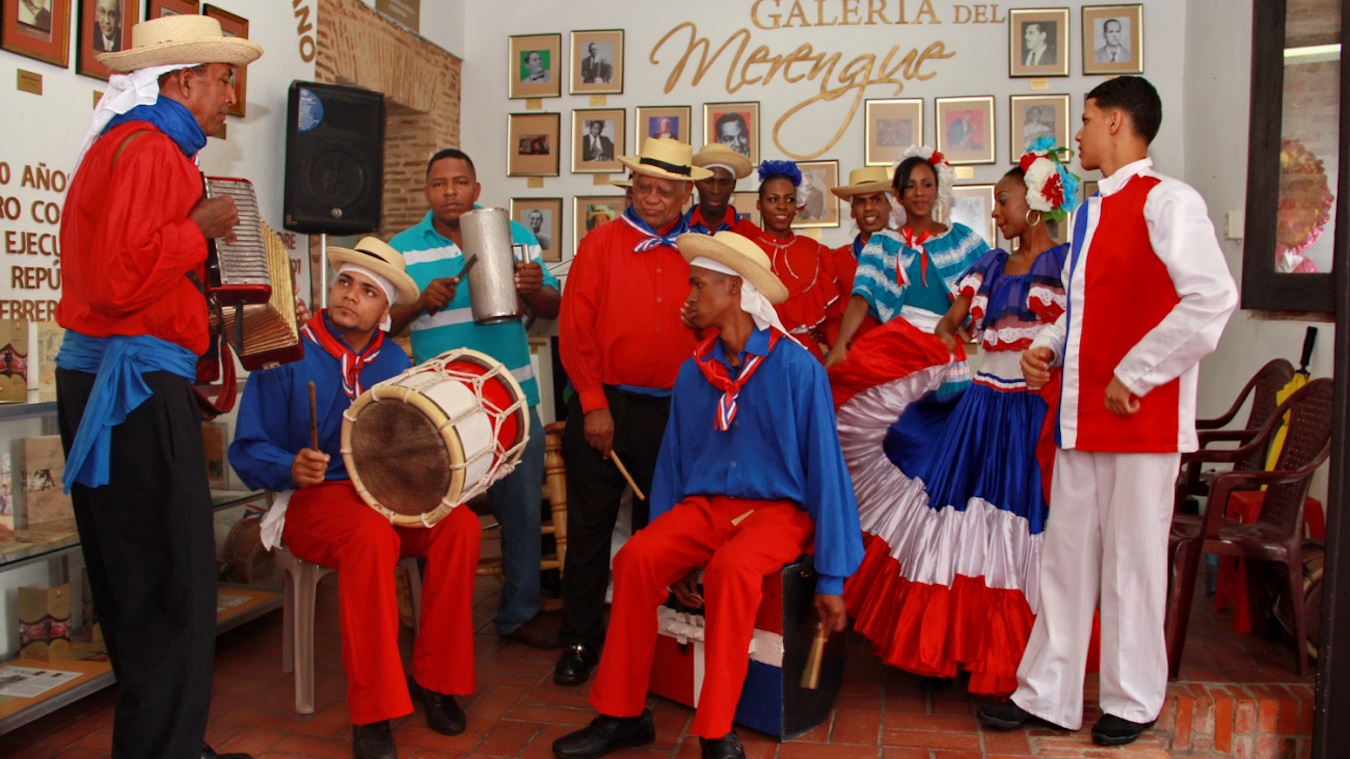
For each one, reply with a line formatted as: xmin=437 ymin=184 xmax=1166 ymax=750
xmin=487 ymin=406 xmax=545 ymax=634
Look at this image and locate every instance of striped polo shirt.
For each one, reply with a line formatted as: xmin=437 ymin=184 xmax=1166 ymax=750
xmin=388 ymin=210 xmax=559 ymax=407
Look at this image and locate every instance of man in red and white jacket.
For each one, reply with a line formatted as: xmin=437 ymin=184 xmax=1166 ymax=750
xmin=978 ymin=76 xmax=1237 ymax=747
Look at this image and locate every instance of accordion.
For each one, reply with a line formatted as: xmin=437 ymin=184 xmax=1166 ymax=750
xmin=205 ymin=177 xmax=304 ymax=371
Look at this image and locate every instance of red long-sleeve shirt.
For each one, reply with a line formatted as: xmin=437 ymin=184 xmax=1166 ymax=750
xmin=58 ymin=122 xmax=211 ymax=355
xmin=559 ymin=218 xmax=697 ymax=414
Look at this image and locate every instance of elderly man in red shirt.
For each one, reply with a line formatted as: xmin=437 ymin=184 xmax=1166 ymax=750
xmin=555 ymin=138 xmax=711 ymax=685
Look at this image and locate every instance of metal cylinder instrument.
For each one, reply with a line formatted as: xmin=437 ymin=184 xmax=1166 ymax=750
xmin=460 ymin=208 xmax=521 ymax=324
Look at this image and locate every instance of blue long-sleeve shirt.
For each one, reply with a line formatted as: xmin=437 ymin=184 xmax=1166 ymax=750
xmin=650 ymin=328 xmax=864 ymax=595
xmin=229 ymin=316 xmax=411 ymax=492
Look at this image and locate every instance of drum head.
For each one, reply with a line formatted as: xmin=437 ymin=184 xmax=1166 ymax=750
xmin=348 ymin=399 xmax=454 ymax=516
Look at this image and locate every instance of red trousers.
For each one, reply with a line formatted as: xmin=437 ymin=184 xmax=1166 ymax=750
xmin=589 ymin=495 xmax=814 ymax=738
xmin=282 ymin=480 xmax=481 ymax=725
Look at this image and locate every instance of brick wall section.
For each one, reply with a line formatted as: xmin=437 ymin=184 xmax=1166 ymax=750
xmin=1156 ymin=682 xmax=1314 ymax=758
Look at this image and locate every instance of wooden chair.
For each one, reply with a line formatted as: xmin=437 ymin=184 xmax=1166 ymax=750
xmin=1176 ymin=358 xmax=1294 ymax=509
xmin=1165 ymin=378 xmax=1333 ymax=679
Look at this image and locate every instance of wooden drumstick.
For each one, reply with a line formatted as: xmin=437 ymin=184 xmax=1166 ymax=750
xmin=800 ymin=624 xmax=829 ymax=690
xmin=308 ymin=381 xmax=319 ymax=451
xmin=609 ymin=450 xmax=646 ymax=501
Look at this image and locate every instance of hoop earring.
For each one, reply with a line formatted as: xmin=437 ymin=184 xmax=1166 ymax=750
xmin=1025 ymin=209 xmax=1043 ymax=227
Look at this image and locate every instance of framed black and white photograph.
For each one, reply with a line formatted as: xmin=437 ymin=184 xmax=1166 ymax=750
xmin=936 ymin=96 xmax=997 ymax=165
xmin=77 ymin=0 xmax=137 ymax=80
xmin=634 ymin=105 xmax=692 ymax=149
xmin=942 ymin=184 xmax=997 ymax=247
xmin=865 ymin=98 xmax=924 ymax=167
xmin=703 ymin=102 xmax=760 ymax=166
xmin=511 ymin=198 xmax=564 ymax=263
xmin=574 ymin=195 xmax=625 ymax=248
xmin=3 ymin=0 xmax=72 ymax=68
xmin=1010 ymin=94 xmax=1071 ymax=157
xmin=1009 ymin=8 xmax=1070 ymax=77
xmin=572 ymin=107 xmax=626 ymax=174
xmin=1082 ymin=4 xmax=1144 ymax=75
xmin=793 ymin=160 xmax=840 ymax=229
xmin=508 ymin=33 xmax=562 ymax=99
xmin=507 ymin=112 xmax=561 ymax=177
xmin=569 ymin=29 xmax=623 ymax=95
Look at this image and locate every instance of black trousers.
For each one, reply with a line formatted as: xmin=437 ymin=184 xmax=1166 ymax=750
xmin=57 ymin=368 xmax=218 ymax=759
xmin=560 ymin=387 xmax=669 ymax=646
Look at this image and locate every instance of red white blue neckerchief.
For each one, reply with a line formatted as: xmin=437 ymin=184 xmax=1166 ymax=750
xmin=622 ymin=205 xmax=689 ymax=252
xmin=303 ymin=311 xmax=385 ymax=399
xmin=901 ymin=227 xmax=934 ymax=286
xmin=693 ymin=329 xmax=782 ymax=432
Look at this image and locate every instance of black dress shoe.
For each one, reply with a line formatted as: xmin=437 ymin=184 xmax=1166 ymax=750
xmin=552 ymin=710 xmax=655 ymax=759
xmin=1092 ymin=713 xmax=1156 ymax=746
xmin=699 ymin=731 xmax=745 ymax=759
xmin=977 ymin=700 xmax=1064 ymax=731
xmin=420 ymin=686 xmax=467 ymax=736
xmin=352 ymin=720 xmax=397 ymax=759
xmin=554 ymin=643 xmax=599 ymax=685
xmin=201 ymin=744 xmax=254 ymax=759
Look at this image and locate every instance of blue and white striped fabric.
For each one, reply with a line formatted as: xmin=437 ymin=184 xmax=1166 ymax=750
xmin=852 ymin=225 xmax=989 ymax=324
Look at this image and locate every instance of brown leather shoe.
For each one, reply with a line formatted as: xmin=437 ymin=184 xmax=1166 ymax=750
xmin=201 ymin=744 xmax=254 ymax=759
xmin=504 ymin=615 xmax=560 ymax=649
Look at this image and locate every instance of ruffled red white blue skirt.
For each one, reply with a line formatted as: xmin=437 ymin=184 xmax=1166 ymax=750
xmin=831 ymin=319 xmax=1060 ymax=696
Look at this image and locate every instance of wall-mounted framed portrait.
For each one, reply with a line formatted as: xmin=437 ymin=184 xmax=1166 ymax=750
xmin=936 ymin=96 xmax=996 ymax=165
xmin=703 ymin=101 xmax=760 ymax=167
xmin=634 ymin=105 xmax=692 ymax=150
xmin=507 ymin=112 xmax=561 ymax=177
xmin=731 ymin=191 xmax=761 ymax=227
xmin=203 ymin=5 xmax=247 ymax=116
xmin=1010 ymin=94 xmax=1071 ymax=158
xmin=508 ymin=33 xmax=561 ymax=99
xmin=145 ymin=0 xmax=197 ymax=17
xmin=942 ymin=184 xmax=997 ymax=247
xmin=511 ymin=197 xmax=564 ymax=263
xmin=1082 ymin=4 xmax=1144 ymax=75
xmin=793 ymin=160 xmax=840 ymax=229
xmin=1009 ymin=7 xmax=1070 ymax=77
xmin=570 ymin=29 xmax=623 ymax=95
xmin=1082 ymin=179 xmax=1099 ymax=198
xmin=572 ymin=107 xmax=625 ymax=174
xmin=3 ymin=0 xmax=73 ymax=68
xmin=76 ymin=0 xmax=138 ymax=80
xmin=573 ymin=195 xmax=625 ymax=249
xmin=864 ymin=98 xmax=924 ymax=167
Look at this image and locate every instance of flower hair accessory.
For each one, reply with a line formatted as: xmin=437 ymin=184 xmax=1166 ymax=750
xmin=1018 ymin=136 xmax=1081 ymax=222
xmin=894 ymin=145 xmax=955 ymax=215
xmin=757 ymin=159 xmax=802 ymax=186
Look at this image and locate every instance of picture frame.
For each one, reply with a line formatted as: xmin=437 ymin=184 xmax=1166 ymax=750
xmin=634 ymin=105 xmax=692 ymax=150
xmin=864 ymin=98 xmax=924 ymax=167
xmin=202 ymin=5 xmax=247 ymax=117
xmin=703 ymin=101 xmax=760 ymax=166
xmin=572 ymin=107 xmax=626 ymax=174
xmin=511 ymin=197 xmax=564 ymax=263
xmin=145 ymin=0 xmax=195 ymax=18
xmin=1082 ymin=4 xmax=1144 ymax=75
xmin=731 ymin=191 xmax=761 ymax=227
xmin=2 ymin=0 xmax=73 ymax=68
xmin=573 ymin=195 xmax=625 ymax=249
xmin=943 ymin=184 xmax=997 ymax=248
xmin=793 ymin=160 xmax=840 ymax=229
xmin=1009 ymin=7 xmax=1070 ymax=77
xmin=507 ymin=112 xmax=561 ymax=177
xmin=508 ymin=33 xmax=562 ymax=99
xmin=1010 ymin=94 xmax=1071 ymax=159
xmin=1082 ymin=179 xmax=1099 ymax=198
xmin=76 ymin=0 xmax=137 ymax=81
xmin=569 ymin=29 xmax=623 ymax=95
xmin=935 ymin=96 xmax=996 ymax=165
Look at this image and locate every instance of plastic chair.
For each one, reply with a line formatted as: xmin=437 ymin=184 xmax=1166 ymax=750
xmin=274 ymin=547 xmax=423 ymax=714
xmin=1176 ymin=358 xmax=1294 ymax=509
xmin=1165 ymin=378 xmax=1333 ymax=679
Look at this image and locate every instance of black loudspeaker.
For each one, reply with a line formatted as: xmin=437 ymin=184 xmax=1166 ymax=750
xmin=283 ymin=81 xmax=385 ymax=235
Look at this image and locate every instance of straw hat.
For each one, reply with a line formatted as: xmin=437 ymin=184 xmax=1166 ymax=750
xmin=692 ymin=143 xmax=753 ymax=180
xmin=677 ymin=232 xmax=788 ymax=304
xmin=831 ymin=166 xmax=893 ymax=199
xmin=618 ymin=138 xmax=712 ymax=182
xmin=610 ymin=176 xmax=633 ymax=189
xmin=327 ymin=237 xmax=420 ymax=307
xmin=98 ymin=15 xmax=263 ymax=73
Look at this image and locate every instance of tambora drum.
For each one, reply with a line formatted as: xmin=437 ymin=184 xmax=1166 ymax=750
xmin=341 ymin=348 xmax=529 ymax=528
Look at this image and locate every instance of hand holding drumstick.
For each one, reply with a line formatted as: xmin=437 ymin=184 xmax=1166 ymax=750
xmin=291 ymin=381 xmax=328 ymax=487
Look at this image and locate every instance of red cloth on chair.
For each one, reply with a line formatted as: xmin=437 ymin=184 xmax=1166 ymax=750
xmin=1213 ymin=493 xmax=1324 ymax=633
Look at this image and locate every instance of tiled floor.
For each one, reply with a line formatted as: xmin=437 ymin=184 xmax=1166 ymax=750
xmin=1 ymin=567 xmax=1316 ymax=759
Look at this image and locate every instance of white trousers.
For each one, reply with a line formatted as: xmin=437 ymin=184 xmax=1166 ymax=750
xmin=1012 ymin=448 xmax=1179 ymax=729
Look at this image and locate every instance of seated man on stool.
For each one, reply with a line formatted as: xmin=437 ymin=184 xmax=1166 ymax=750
xmin=552 ymin=232 xmax=864 ymax=759
xmin=229 ymin=239 xmax=481 ymax=759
